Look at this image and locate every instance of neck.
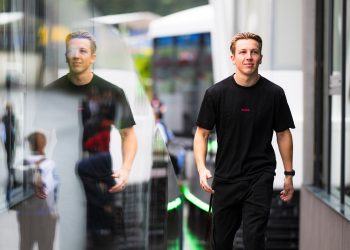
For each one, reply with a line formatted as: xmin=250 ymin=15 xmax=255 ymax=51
xmin=33 ymin=151 xmax=45 ymax=155
xmin=68 ymin=71 xmax=93 ymax=86
xmin=234 ymin=73 xmax=260 ymax=87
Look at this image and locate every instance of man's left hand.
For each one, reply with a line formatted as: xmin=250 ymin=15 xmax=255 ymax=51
xmin=280 ymin=176 xmax=294 ymax=202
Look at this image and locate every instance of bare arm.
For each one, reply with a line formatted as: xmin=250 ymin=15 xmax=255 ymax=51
xmin=276 ymin=129 xmax=294 ymax=202
xmin=194 ymin=127 xmax=214 ymax=193
xmin=109 ymin=126 xmax=138 ymax=192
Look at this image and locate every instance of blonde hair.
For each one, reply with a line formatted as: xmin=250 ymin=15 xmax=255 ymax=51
xmin=65 ymin=31 xmax=97 ymax=54
xmin=230 ymin=32 xmax=262 ymax=54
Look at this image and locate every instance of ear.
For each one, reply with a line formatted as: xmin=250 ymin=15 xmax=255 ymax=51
xmin=259 ymin=54 xmax=263 ymax=64
xmin=91 ymin=53 xmax=96 ymax=64
xmin=230 ymin=54 xmax=236 ymax=65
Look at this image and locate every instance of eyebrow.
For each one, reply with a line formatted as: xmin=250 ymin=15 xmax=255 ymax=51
xmin=237 ymin=48 xmax=259 ymax=52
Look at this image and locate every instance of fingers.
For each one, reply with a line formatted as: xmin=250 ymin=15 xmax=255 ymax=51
xmin=200 ymin=179 xmax=214 ymax=194
xmin=201 ymin=184 xmax=214 ymax=193
xmin=199 ymin=168 xmax=214 ymax=193
xmin=281 ymin=177 xmax=294 ymax=202
xmin=35 ymin=187 xmax=47 ymax=199
xmin=280 ymin=189 xmax=294 ymax=202
xmin=109 ymin=174 xmax=127 ymax=193
xmin=109 ymin=169 xmax=130 ymax=193
xmin=111 ymin=172 xmax=120 ymax=178
xmin=109 ymin=182 xmax=127 ymax=193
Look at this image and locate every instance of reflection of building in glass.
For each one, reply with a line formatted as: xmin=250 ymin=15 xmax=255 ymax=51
xmin=0 ymin=1 xmax=165 ymax=250
xmin=150 ymin=6 xmax=214 ymax=137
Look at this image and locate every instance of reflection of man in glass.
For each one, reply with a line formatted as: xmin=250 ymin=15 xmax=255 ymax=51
xmin=46 ymin=31 xmax=138 ymax=247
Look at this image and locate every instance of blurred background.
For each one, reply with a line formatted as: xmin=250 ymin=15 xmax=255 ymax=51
xmin=0 ymin=0 xmax=349 ymax=249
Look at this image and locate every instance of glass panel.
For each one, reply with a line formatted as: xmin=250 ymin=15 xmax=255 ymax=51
xmin=345 ymin=0 xmax=350 ymax=206
xmin=330 ymin=95 xmax=342 ymax=196
xmin=0 ymin=0 xmax=27 ymax=212
xmin=330 ymin=0 xmax=343 ymax=199
xmin=332 ymin=0 xmax=342 ymax=72
xmin=153 ymin=36 xmax=176 ymax=93
xmin=0 ymin=0 xmax=181 ymax=249
xmin=150 ymin=127 xmax=183 ymax=249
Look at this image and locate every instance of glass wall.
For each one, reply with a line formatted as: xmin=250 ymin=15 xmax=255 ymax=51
xmin=345 ymin=0 xmax=350 ymax=206
xmin=315 ymin=0 xmax=350 ymax=212
xmin=327 ymin=0 xmax=343 ymax=199
xmin=0 ymin=0 xmax=180 ymax=249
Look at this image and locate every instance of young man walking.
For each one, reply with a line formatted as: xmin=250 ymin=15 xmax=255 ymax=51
xmin=194 ymin=32 xmax=295 ymax=249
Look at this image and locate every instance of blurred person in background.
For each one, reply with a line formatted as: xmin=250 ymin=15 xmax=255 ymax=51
xmin=46 ymin=31 xmax=137 ymax=248
xmin=151 ymin=97 xmax=174 ymax=145
xmin=1 ymin=102 xmax=18 ymax=204
xmin=1 ymin=102 xmax=18 ymax=173
xmin=194 ymin=32 xmax=295 ymax=250
xmin=16 ymin=131 xmax=59 ymax=250
xmin=151 ymin=97 xmax=187 ymax=176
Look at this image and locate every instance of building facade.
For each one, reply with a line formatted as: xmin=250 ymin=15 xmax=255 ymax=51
xmin=301 ymin=0 xmax=350 ymax=249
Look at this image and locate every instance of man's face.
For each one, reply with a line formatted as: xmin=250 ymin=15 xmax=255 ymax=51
xmin=66 ymin=38 xmax=96 ymax=75
xmin=230 ymin=39 xmax=262 ymax=77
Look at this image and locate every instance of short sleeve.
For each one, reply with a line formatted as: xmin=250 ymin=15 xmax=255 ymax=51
xmin=115 ymin=90 xmax=136 ymax=129
xmin=196 ymin=89 xmax=216 ymax=130
xmin=273 ymin=89 xmax=295 ymax=132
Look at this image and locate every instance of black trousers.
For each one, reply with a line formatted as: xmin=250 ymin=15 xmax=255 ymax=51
xmin=76 ymin=152 xmax=122 ymax=249
xmin=211 ymin=173 xmax=274 ymax=250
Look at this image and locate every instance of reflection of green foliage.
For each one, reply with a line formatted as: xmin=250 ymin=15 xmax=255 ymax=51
xmin=133 ymin=54 xmax=151 ymax=79
xmin=132 ymin=53 xmax=152 ymax=100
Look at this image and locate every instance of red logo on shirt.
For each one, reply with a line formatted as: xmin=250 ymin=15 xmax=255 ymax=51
xmin=241 ymin=108 xmax=251 ymax=112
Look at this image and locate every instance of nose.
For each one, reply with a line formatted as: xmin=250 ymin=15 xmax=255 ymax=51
xmin=72 ymin=50 xmax=79 ymax=58
xmin=67 ymin=48 xmax=79 ymax=58
xmin=246 ymin=52 xmax=253 ymax=59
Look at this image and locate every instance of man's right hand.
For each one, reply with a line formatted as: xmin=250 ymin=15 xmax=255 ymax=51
xmin=109 ymin=168 xmax=130 ymax=193
xmin=199 ymin=167 xmax=214 ymax=194
xmin=194 ymin=127 xmax=214 ymax=193
xmin=35 ymin=178 xmax=47 ymax=199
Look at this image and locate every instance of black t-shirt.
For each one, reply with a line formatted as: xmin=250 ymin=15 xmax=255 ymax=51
xmin=46 ymin=74 xmax=135 ymax=153
xmin=196 ymin=75 xmax=295 ymax=179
